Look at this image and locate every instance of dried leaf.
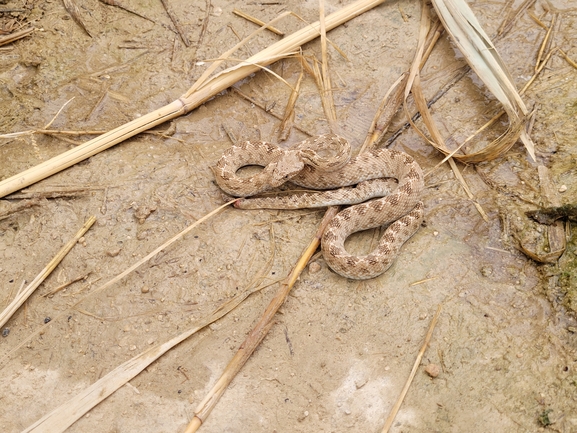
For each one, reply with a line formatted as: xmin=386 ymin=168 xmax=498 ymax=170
xmin=430 ymin=0 xmax=536 ymax=161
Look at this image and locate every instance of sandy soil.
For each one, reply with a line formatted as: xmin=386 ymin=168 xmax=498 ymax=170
xmin=1 ymin=0 xmax=577 ymax=432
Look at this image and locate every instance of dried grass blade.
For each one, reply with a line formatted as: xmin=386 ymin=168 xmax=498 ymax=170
xmin=318 ymin=0 xmax=337 ymax=126
xmin=0 ymin=216 xmax=95 ymax=329
xmin=381 ymin=305 xmax=442 ymax=432
xmin=359 ymin=73 xmax=407 ymax=153
xmin=435 ymin=0 xmax=525 ymax=113
xmin=184 ymin=11 xmax=292 ymax=97
xmin=535 ymin=14 xmax=556 ymax=72
xmin=410 ymin=74 xmax=490 ymax=221
xmin=278 ymin=65 xmax=304 ymax=140
xmin=232 ymin=8 xmax=284 ymax=36
xmin=405 ymin=6 xmax=489 ymax=222
xmin=497 ymin=0 xmax=537 ymax=37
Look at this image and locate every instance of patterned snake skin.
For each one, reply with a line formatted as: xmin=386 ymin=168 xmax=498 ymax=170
xmin=212 ymin=134 xmax=424 ymax=279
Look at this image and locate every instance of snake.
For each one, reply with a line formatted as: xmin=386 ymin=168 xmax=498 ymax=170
xmin=211 ymin=134 xmax=424 ymax=280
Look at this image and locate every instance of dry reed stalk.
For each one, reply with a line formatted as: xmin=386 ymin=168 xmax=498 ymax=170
xmin=184 ymin=207 xmax=340 ymax=433
xmin=497 ymin=0 xmax=537 ymax=37
xmin=410 ymin=73 xmax=489 ymax=222
xmin=0 ymin=0 xmax=388 ymax=199
xmin=358 ymin=73 xmax=407 ymax=154
xmin=535 ymin=14 xmax=556 ymax=72
xmin=0 ymin=216 xmax=95 ymax=329
xmin=318 ymin=0 xmax=337 ymax=127
xmin=380 ymin=304 xmax=442 ymax=433
xmin=278 ymin=66 xmax=304 ymax=140
xmin=360 ymin=16 xmax=443 ymax=153
xmin=233 ymin=8 xmax=285 ymax=36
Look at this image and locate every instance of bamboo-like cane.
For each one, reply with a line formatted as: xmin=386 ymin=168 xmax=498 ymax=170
xmin=0 ymin=0 xmax=387 ymax=199
xmin=0 ymin=216 xmax=95 ymax=329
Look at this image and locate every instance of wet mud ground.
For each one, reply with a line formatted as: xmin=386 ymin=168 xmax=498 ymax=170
xmin=1 ymin=0 xmax=577 ymax=432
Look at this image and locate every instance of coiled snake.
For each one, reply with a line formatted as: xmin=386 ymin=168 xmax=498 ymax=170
xmin=212 ymin=134 xmax=424 ymax=280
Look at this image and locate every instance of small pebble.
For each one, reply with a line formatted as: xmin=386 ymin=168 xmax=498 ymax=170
xmin=141 ymin=286 xmax=150 ymax=294
xmin=558 ymin=185 xmax=567 ymax=193
xmin=309 ymin=262 xmax=321 ymax=274
xmin=2 ymin=328 xmax=9 ymax=337
xmin=44 ymin=317 xmax=51 ymax=324
xmin=106 ymin=248 xmax=121 ymax=257
xmin=425 ymin=363 xmax=440 ymax=378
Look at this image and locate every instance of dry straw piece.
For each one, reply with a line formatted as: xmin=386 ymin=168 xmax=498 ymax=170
xmin=428 ymin=0 xmax=536 ymax=163
xmin=0 ymin=0 xmax=388 ymax=199
xmin=0 ymin=216 xmax=95 ymax=329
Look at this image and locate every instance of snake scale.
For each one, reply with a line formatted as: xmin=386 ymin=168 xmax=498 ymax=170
xmin=211 ymin=134 xmax=424 ymax=280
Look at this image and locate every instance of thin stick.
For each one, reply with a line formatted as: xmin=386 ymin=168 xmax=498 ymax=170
xmin=0 ymin=216 xmax=96 ymax=329
xmin=159 ymin=0 xmax=190 ymax=46
xmin=359 ymin=73 xmax=407 ymax=154
xmin=0 ymin=27 xmax=34 ymax=47
xmin=0 ymin=0 xmax=387 ymax=199
xmin=381 ymin=305 xmax=442 ymax=433
xmin=535 ymin=14 xmax=556 ymax=72
xmin=184 ymin=207 xmax=340 ymax=433
xmin=42 ymin=273 xmax=90 ymax=297
xmin=233 ymin=8 xmax=284 ymax=36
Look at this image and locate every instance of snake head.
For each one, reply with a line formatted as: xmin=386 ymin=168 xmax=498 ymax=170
xmin=269 ymin=152 xmax=304 ymax=187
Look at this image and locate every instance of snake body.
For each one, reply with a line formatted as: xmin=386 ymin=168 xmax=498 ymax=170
xmin=212 ymin=134 xmax=424 ymax=280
